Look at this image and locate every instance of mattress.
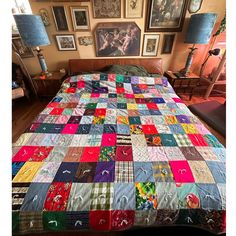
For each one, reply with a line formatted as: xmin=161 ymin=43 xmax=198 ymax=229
xmin=12 ymin=73 xmax=226 ymax=234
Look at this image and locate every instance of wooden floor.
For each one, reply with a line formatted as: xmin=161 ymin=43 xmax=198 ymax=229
xmin=12 ymin=95 xmax=226 ymax=146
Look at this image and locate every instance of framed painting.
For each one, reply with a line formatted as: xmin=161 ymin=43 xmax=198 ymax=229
xmin=161 ymin=34 xmax=176 ymax=54
xmin=94 ymin=22 xmax=141 ymax=57
xmin=39 ymin=8 xmax=50 ymax=26
xmin=51 ymin=6 xmax=69 ymax=31
xmin=12 ymin=36 xmax=34 ymax=58
xmin=142 ymin=34 xmax=160 ymax=56
xmin=92 ymin=0 xmax=121 ymax=18
xmin=78 ymin=36 xmax=93 ymax=46
xmin=145 ymin=0 xmax=189 ymax=32
xmin=70 ymin=6 xmax=90 ymax=31
xmin=55 ymin=34 xmax=77 ymax=51
xmin=125 ymin=0 xmax=143 ymax=18
xmin=188 ymin=0 xmax=203 ymax=13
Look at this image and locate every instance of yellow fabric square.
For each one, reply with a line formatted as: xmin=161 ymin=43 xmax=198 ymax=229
xmin=127 ymin=103 xmax=138 ymax=109
xmin=181 ymin=124 xmax=198 ymax=134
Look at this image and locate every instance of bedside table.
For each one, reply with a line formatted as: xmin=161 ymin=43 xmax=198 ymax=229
xmin=164 ymin=71 xmax=200 ymax=100
xmin=32 ymin=71 xmax=67 ymax=97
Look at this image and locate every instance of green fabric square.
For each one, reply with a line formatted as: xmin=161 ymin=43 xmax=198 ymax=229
xmin=86 ymin=103 xmax=97 ymax=109
xmin=116 ymin=75 xmax=124 ymax=82
xmin=129 ymin=116 xmax=141 ymax=125
xmin=99 ymin=146 xmax=116 ymax=161
xmin=43 ymin=212 xmax=66 ymax=231
xmin=12 ymin=212 xmax=19 ymax=233
xmin=62 ymin=108 xmax=73 ymax=115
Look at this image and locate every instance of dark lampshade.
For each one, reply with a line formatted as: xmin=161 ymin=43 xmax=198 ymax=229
xmin=185 ymin=13 xmax=217 ymax=44
xmin=14 ymin=14 xmax=50 ymax=47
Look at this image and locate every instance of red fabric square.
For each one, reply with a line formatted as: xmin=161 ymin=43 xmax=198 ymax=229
xmin=95 ymin=108 xmax=106 ymax=116
xmin=102 ymin=134 xmax=117 ymax=146
xmin=111 ymin=210 xmax=134 ymax=230
xmin=47 ymin=102 xmax=59 ymax=108
xmin=29 ymin=146 xmax=53 ymax=161
xmin=49 ymin=108 xmax=64 ymax=115
xmin=188 ymin=134 xmax=208 ymax=146
xmin=142 ymin=125 xmax=158 ymax=134
xmin=80 ymin=147 xmax=100 ymax=162
xmin=116 ymin=146 xmax=133 ymax=161
xmin=77 ymin=81 xmax=85 ymax=88
xmin=89 ymin=211 xmax=111 ymax=231
xmin=61 ymin=124 xmax=79 ymax=134
xmin=147 ymin=103 xmax=158 ymax=110
xmin=169 ymin=160 xmax=195 ymax=183
xmin=66 ymin=87 xmax=76 ymax=93
xmin=172 ymin=98 xmax=183 ymax=103
xmin=91 ymin=93 xmax=100 ymax=98
xmin=108 ymin=74 xmax=116 ymax=82
xmin=12 ymin=146 xmax=38 ymax=162
xmin=117 ymin=88 xmax=125 ymax=94
xmin=28 ymin=123 xmax=41 ymax=132
xmin=125 ymin=94 xmax=135 ymax=99
xmin=135 ymin=98 xmax=145 ymax=104
xmin=139 ymin=84 xmax=148 ymax=89
xmin=43 ymin=182 xmax=72 ymax=211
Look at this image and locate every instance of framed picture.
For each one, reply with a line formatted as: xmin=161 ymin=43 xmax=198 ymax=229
xmin=188 ymin=0 xmax=203 ymax=13
xmin=92 ymin=0 xmax=121 ymax=18
xmin=161 ymin=34 xmax=175 ymax=54
xmin=39 ymin=8 xmax=50 ymax=26
xmin=70 ymin=6 xmax=90 ymax=31
xmin=55 ymin=34 xmax=77 ymax=51
xmin=51 ymin=6 xmax=69 ymax=31
xmin=94 ymin=22 xmax=141 ymax=57
xmin=12 ymin=36 xmax=34 ymax=58
xmin=145 ymin=0 xmax=188 ymax=32
xmin=142 ymin=34 xmax=160 ymax=56
xmin=78 ymin=36 xmax=93 ymax=46
xmin=125 ymin=0 xmax=143 ymax=18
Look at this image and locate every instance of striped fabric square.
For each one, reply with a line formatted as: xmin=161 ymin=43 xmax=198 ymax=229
xmin=90 ymin=183 xmax=114 ymax=210
xmin=115 ymin=161 xmax=134 ymax=183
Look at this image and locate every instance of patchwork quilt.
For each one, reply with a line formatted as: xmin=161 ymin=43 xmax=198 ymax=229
xmin=12 ymin=74 xmax=226 ymax=234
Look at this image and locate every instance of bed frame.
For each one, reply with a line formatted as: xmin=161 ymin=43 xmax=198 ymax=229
xmin=68 ymin=58 xmax=163 ymax=76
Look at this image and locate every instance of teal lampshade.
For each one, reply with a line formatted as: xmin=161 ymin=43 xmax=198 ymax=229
xmin=185 ymin=13 xmax=217 ymax=44
xmin=14 ymin=14 xmax=50 ymax=47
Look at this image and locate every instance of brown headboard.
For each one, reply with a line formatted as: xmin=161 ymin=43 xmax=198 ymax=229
xmin=68 ymin=58 xmax=163 ymax=75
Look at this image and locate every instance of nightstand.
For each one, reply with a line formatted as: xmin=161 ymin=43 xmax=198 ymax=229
xmin=164 ymin=71 xmax=200 ymax=100
xmin=32 ymin=71 xmax=67 ymax=97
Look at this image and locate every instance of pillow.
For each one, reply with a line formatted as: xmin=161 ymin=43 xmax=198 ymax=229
xmin=104 ymin=65 xmax=150 ymax=76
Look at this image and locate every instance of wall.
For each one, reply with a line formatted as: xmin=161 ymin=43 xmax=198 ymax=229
xmin=14 ymin=0 xmax=226 ymax=75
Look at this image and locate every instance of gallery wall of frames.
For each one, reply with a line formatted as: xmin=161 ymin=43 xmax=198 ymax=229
xmin=12 ymin=0 xmax=226 ymax=75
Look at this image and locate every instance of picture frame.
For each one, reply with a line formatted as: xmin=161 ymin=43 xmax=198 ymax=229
xmin=142 ymin=34 xmax=160 ymax=56
xmin=188 ymin=0 xmax=203 ymax=13
xmin=12 ymin=36 xmax=35 ymax=58
xmin=125 ymin=0 xmax=143 ymax=18
xmin=92 ymin=0 xmax=121 ymax=18
xmin=70 ymin=6 xmax=90 ymax=31
xmin=55 ymin=34 xmax=77 ymax=51
xmin=51 ymin=6 xmax=69 ymax=31
xmin=161 ymin=34 xmax=176 ymax=54
xmin=78 ymin=36 xmax=93 ymax=46
xmin=145 ymin=0 xmax=188 ymax=32
xmin=94 ymin=22 xmax=141 ymax=57
xmin=39 ymin=8 xmax=50 ymax=26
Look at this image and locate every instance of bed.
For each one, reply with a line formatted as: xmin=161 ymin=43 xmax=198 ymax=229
xmin=12 ymin=58 xmax=226 ymax=235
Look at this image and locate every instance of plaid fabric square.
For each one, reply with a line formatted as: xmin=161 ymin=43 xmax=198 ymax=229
xmin=180 ymin=147 xmax=204 ymax=161
xmin=90 ymin=183 xmax=114 ymax=210
xmin=132 ymin=146 xmax=149 ymax=162
xmin=164 ymin=147 xmax=185 ymax=160
xmin=173 ymin=134 xmax=193 ymax=147
xmin=188 ymin=161 xmax=215 ymax=183
xmin=99 ymin=146 xmax=116 ymax=161
xmin=134 ymin=162 xmax=155 ymax=182
xmin=74 ymin=162 xmax=97 ymax=183
xmin=115 ymin=161 xmax=134 ymax=183
xmin=86 ymin=134 xmax=102 ymax=146
xmin=160 ymin=134 xmax=177 ymax=146
xmin=195 ymin=147 xmax=219 ymax=161
xmin=152 ymin=162 xmax=174 ymax=182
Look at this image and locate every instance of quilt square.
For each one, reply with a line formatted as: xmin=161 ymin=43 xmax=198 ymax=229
xmin=111 ymin=210 xmax=135 ymax=230
xmin=65 ymin=212 xmax=89 ymax=230
xmin=135 ymin=182 xmax=157 ymax=210
xmin=80 ymin=116 xmax=94 ymax=124
xmin=142 ymin=125 xmax=158 ymax=135
xmin=173 ymin=134 xmax=193 ymax=147
xmin=176 ymin=115 xmax=191 ymax=124
xmin=195 ymin=147 xmax=218 ymax=161
xmin=61 ymin=124 xmax=79 ymax=134
xmin=12 ymin=162 xmax=25 ymax=178
xmin=99 ymin=146 xmax=116 ymax=161
xmin=140 ymin=116 xmax=154 ymax=125
xmin=117 ymin=103 xmax=127 ymax=109
xmin=12 ymin=183 xmax=30 ymax=211
xmin=43 ymin=182 xmax=72 ymax=211
xmin=152 ymin=116 xmax=166 ymax=125
xmin=169 ymin=161 xmax=195 ymax=183
xmin=86 ymin=103 xmax=97 ymax=109
xmin=149 ymin=109 xmax=162 ymax=115
xmin=46 ymin=146 xmax=68 ymax=162
xmin=134 ymin=162 xmax=155 ymax=182
xmin=168 ymin=124 xmax=186 ymax=134
xmin=94 ymin=162 xmax=115 ymax=182
xmin=117 ymin=135 xmax=131 ymax=146
xmin=76 ymin=124 xmax=91 ymax=134
xmin=80 ymin=147 xmax=100 ymax=162
xmin=103 ymin=124 xmax=117 ymax=134
xmin=117 ymin=124 xmax=130 ymax=135
xmin=72 ymin=108 xmax=85 ymax=116
xmin=113 ymin=183 xmax=135 ymax=210
xmin=180 ymin=147 xmax=204 ymax=161
xmin=116 ymin=146 xmax=134 ymax=161
xmin=67 ymin=116 xmax=81 ymax=124
xmin=145 ymin=134 xmax=162 ymax=146
xmin=90 ymin=183 xmax=114 ymax=210
xmin=63 ymin=147 xmax=83 ymax=162
xmin=212 ymin=148 xmax=226 ymax=162
xmin=87 ymin=134 xmax=102 ymax=146
xmin=26 ymin=123 xmax=41 ymax=133
xmin=188 ymin=161 xmax=215 ymax=183
xmin=12 ymin=146 xmax=38 ymax=162
xmin=181 ymin=124 xmax=198 ymax=134
xmin=188 ymin=134 xmax=208 ymax=146
xmin=95 ymin=108 xmax=106 ymax=116
xmin=50 ymin=108 xmax=64 ymax=115
xmin=42 ymin=212 xmax=66 ymax=231
xmin=132 ymin=146 xmax=149 ymax=162
xmin=134 ymin=210 xmax=157 ymax=226
xmin=159 ymin=134 xmax=177 ymax=146
xmin=28 ymin=146 xmax=53 ymax=162
xmin=152 ymin=162 xmax=174 ymax=182
xmin=83 ymin=108 xmax=96 ymax=116
xmin=203 ymin=134 xmax=224 ymax=148
xmin=89 ymin=124 xmax=104 ymax=135
xmin=195 ymin=124 xmax=211 ymax=135
xmin=129 ymin=116 xmax=141 ymax=125
xmin=89 ymin=211 xmax=111 ymax=231
xmin=153 ymin=97 xmax=165 ymax=103
xmin=139 ymin=110 xmax=150 ymax=116
xmin=147 ymin=147 xmax=168 ymax=161
xmin=164 ymin=115 xmax=178 ymax=125
xmin=92 ymin=116 xmax=105 ymax=125
xmin=101 ymin=134 xmax=117 ymax=146
xmin=155 ymin=125 xmax=171 ymax=134
xmin=146 ymin=103 xmax=158 ymax=110
xmin=115 ymin=161 xmax=134 ymax=183
xmin=117 ymin=116 xmax=129 ymax=125
xmin=74 ymin=162 xmax=97 ymax=183
xmin=62 ymin=108 xmax=73 ymax=116
xmin=206 ymin=161 xmax=226 ymax=183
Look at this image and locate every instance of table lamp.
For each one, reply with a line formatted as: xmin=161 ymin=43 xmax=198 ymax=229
xmin=179 ymin=13 xmax=217 ymax=76
xmin=14 ymin=14 xmax=51 ymax=76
